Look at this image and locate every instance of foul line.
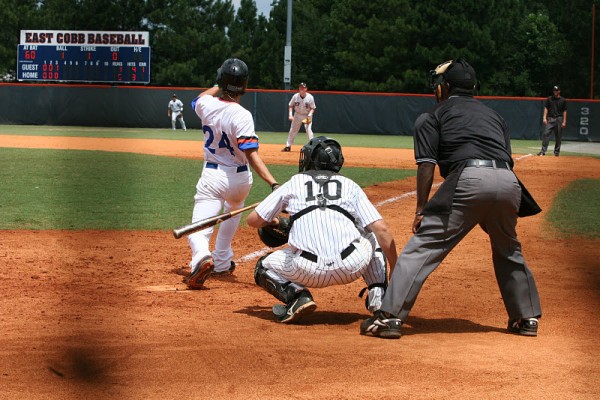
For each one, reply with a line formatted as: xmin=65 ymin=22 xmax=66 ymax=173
xmin=236 ymin=154 xmax=534 ymax=263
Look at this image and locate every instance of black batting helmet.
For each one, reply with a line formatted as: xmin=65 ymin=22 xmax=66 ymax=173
xmin=217 ymin=58 xmax=248 ymax=95
xmin=299 ymin=136 xmax=344 ymax=173
xmin=430 ymin=58 xmax=477 ymax=102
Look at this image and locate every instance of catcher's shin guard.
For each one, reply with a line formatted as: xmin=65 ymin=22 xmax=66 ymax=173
xmin=254 ymin=257 xmax=299 ymax=304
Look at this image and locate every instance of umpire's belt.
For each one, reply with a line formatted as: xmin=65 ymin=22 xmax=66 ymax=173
xmin=300 ymin=243 xmax=356 ymax=263
xmin=205 ymin=162 xmax=248 ymax=173
xmin=465 ymin=159 xmax=511 ymax=170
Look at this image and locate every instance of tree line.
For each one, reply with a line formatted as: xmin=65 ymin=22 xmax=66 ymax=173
xmin=1 ymin=0 xmax=598 ymax=98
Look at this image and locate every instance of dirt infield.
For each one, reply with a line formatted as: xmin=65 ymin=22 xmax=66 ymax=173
xmin=1 ymin=136 xmax=599 ymax=399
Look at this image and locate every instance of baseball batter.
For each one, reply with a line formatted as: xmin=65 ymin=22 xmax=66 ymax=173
xmin=361 ymin=59 xmax=542 ymax=339
xmin=282 ymin=82 xmax=316 ymax=152
xmin=247 ymin=136 xmax=397 ymax=323
xmin=185 ymin=58 xmax=279 ymax=289
xmin=168 ymin=93 xmax=187 ymax=131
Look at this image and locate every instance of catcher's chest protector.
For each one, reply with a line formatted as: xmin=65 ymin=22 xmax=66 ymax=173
xmin=289 ymin=171 xmax=355 ymax=226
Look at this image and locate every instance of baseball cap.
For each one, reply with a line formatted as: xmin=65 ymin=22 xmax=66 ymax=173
xmin=443 ymin=59 xmax=476 ymax=90
xmin=553 ymin=86 xmax=560 ymax=91
xmin=172 ymin=93 xmax=177 ymax=97
xmin=299 ymin=82 xmax=307 ymax=88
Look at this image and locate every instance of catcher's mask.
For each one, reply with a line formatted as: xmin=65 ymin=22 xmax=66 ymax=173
xmin=218 ymin=58 xmax=248 ymax=96
xmin=298 ymin=136 xmax=344 ymax=173
xmin=430 ymin=58 xmax=477 ymax=102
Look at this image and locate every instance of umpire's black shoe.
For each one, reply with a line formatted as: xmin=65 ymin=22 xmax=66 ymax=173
xmin=508 ymin=318 xmax=539 ymax=336
xmin=281 ymin=146 xmax=291 ymax=152
xmin=537 ymin=151 xmax=544 ymax=156
xmin=360 ymin=310 xmax=402 ymax=339
xmin=275 ymin=290 xmax=317 ymax=323
xmin=186 ymin=256 xmax=214 ymax=289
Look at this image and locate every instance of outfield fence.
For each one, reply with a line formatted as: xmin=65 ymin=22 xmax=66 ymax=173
xmin=0 ymin=83 xmax=598 ymax=141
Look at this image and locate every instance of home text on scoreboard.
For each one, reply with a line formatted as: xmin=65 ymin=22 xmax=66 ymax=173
xmin=17 ymin=30 xmax=150 ymax=84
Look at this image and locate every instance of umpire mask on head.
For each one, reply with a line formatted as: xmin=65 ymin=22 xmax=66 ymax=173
xmin=299 ymin=136 xmax=344 ymax=173
xmin=430 ymin=58 xmax=477 ymax=102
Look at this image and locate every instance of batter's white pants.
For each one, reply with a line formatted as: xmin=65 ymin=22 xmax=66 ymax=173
xmin=188 ymin=163 xmax=253 ymax=272
xmin=286 ymin=113 xmax=313 ymax=147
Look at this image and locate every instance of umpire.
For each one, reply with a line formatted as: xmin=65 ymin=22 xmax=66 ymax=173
xmin=361 ymin=59 xmax=542 ymax=339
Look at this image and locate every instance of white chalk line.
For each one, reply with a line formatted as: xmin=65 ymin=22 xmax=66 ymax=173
xmin=236 ymin=155 xmax=533 ymax=264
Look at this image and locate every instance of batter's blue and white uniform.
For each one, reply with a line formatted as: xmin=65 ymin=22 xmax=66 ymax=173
xmin=286 ymin=92 xmax=316 ymax=147
xmin=168 ymin=98 xmax=187 ymax=131
xmin=188 ymin=94 xmax=258 ymax=273
xmin=255 ymin=172 xmax=387 ymax=311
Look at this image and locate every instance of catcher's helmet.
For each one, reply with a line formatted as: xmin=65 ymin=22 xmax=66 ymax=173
xmin=299 ymin=136 xmax=344 ymax=173
xmin=430 ymin=58 xmax=476 ymax=102
xmin=217 ymin=58 xmax=248 ymax=95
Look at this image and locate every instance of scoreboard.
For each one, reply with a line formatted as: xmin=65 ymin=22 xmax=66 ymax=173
xmin=17 ymin=30 xmax=150 ymax=84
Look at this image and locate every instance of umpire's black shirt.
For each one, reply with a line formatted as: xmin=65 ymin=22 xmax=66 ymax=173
xmin=413 ymin=95 xmax=514 ymax=214
xmin=544 ymin=95 xmax=567 ymax=118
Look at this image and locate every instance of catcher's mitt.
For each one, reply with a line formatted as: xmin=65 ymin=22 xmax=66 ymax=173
xmin=302 ymin=116 xmax=312 ymax=124
xmin=258 ymin=217 xmax=290 ymax=247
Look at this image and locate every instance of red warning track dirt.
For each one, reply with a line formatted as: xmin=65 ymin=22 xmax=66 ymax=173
xmin=1 ymin=135 xmax=599 ymax=399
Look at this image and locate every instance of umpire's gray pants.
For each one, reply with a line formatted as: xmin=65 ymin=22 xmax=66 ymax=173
xmin=382 ymin=166 xmax=542 ymax=322
xmin=540 ymin=117 xmax=563 ymax=155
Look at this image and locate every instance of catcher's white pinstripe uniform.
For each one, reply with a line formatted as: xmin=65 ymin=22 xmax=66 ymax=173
xmin=254 ymin=172 xmax=387 ymax=310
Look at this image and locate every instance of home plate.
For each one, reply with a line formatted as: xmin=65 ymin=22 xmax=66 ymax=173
xmin=136 ymin=284 xmax=191 ymax=292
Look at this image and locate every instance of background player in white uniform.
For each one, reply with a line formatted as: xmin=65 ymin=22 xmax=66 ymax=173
xmin=168 ymin=93 xmax=187 ymax=131
xmin=282 ymin=82 xmax=316 ymax=152
xmin=185 ymin=58 xmax=279 ymax=289
xmin=247 ymin=136 xmax=397 ymax=323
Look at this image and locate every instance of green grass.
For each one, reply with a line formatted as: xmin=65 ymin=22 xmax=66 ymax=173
xmin=0 ymin=148 xmax=414 ymax=230
xmin=1 ymin=125 xmax=598 ymax=237
xmin=0 ymin=124 xmax=415 ymax=147
xmin=4 ymin=124 xmax=594 ymax=155
xmin=546 ymin=179 xmax=600 ymax=238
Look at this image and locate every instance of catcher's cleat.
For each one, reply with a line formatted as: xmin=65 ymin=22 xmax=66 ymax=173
xmin=212 ymin=261 xmax=236 ymax=276
xmin=360 ymin=310 xmax=402 ymax=339
xmin=281 ymin=146 xmax=291 ymax=152
xmin=507 ymin=318 xmax=538 ymax=336
xmin=186 ymin=255 xmax=214 ymax=289
xmin=275 ymin=290 xmax=317 ymax=323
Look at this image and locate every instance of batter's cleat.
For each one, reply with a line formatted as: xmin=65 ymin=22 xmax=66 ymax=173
xmin=186 ymin=256 xmax=214 ymax=289
xmin=360 ymin=310 xmax=402 ymax=339
xmin=211 ymin=261 xmax=236 ymax=276
xmin=281 ymin=146 xmax=291 ymax=152
xmin=507 ymin=318 xmax=538 ymax=336
xmin=276 ymin=290 xmax=317 ymax=323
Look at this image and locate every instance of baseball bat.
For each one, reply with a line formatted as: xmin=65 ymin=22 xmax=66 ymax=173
xmin=172 ymin=202 xmax=260 ymax=239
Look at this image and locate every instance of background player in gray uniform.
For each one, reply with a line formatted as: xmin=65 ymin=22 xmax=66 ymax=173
xmin=281 ymin=82 xmax=316 ymax=152
xmin=247 ymin=136 xmax=397 ymax=323
xmin=361 ymin=59 xmax=542 ymax=339
xmin=168 ymin=93 xmax=187 ymax=131
xmin=185 ymin=58 xmax=279 ymax=290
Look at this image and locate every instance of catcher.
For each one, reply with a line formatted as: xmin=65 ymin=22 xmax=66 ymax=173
xmin=247 ymin=136 xmax=398 ymax=323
